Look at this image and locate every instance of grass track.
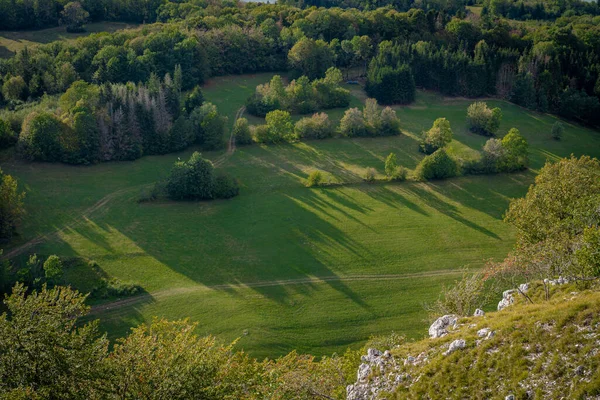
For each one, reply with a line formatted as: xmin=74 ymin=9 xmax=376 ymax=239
xmin=1 ymin=77 xmax=599 ymax=358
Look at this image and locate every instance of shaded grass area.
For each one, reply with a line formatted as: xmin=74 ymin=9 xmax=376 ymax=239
xmin=1 ymin=81 xmax=599 ymax=358
xmin=0 ymin=22 xmax=140 ymax=58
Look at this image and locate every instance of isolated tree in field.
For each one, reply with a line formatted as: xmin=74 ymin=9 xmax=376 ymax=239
xmin=466 ymin=102 xmax=502 ymax=136
xmin=551 ymin=121 xmax=564 ymax=140
xmin=0 ymin=169 xmax=25 ymax=241
xmin=416 ymin=149 xmax=458 ymax=180
xmin=421 ymin=118 xmax=453 ymax=154
xmin=233 ymin=117 xmax=253 ymax=145
xmin=166 ymin=152 xmax=215 ymax=200
xmin=60 ymin=2 xmax=89 ymax=32
xmin=499 ymin=128 xmax=528 ymax=172
xmin=0 ymin=284 xmax=109 ymax=398
xmin=2 ymin=76 xmax=27 ymax=102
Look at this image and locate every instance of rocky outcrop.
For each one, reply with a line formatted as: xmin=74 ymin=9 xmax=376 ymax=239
xmin=428 ymin=314 xmax=458 ymax=338
xmin=346 ymin=348 xmax=404 ymax=400
xmin=443 ymin=339 xmax=466 ymax=356
xmin=498 ymin=289 xmax=516 ymax=311
xmin=474 ymin=309 xmax=485 ymax=317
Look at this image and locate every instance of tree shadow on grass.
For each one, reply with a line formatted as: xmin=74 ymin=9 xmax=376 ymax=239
xmin=405 ymin=183 xmax=502 ymax=240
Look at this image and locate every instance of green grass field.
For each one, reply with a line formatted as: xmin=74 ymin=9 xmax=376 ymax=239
xmin=0 ymin=22 xmax=140 ymax=58
xmin=1 ymin=75 xmax=599 ymax=358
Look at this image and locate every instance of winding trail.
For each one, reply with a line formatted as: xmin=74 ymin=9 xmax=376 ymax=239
xmin=2 ymin=107 xmax=249 ymax=260
xmin=89 ymin=269 xmax=462 ymax=316
xmin=213 ymin=106 xmax=244 ymax=167
xmin=1 ymin=184 xmax=150 ymax=260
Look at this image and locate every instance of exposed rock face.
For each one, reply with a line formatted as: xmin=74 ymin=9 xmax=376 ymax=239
xmin=347 ymin=348 xmax=403 ymax=400
xmin=498 ymin=290 xmax=515 ymax=311
xmin=519 ymin=283 xmax=529 ymax=293
xmin=428 ymin=315 xmax=458 ymax=338
xmin=443 ymin=339 xmax=466 ymax=356
xmin=474 ymin=309 xmax=485 ymax=317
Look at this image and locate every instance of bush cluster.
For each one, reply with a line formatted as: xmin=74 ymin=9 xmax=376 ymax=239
xmin=166 ymin=152 xmax=239 ymax=201
xmin=466 ymin=102 xmax=502 ymax=136
xmin=246 ymin=68 xmax=350 ymax=117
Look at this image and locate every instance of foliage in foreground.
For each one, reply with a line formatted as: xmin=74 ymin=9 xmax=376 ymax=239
xmin=0 ymin=168 xmax=25 ymax=241
xmin=0 ymin=284 xmax=348 ymax=399
xmin=387 ymin=284 xmax=600 ymax=399
xmin=492 ymin=155 xmax=600 ymax=291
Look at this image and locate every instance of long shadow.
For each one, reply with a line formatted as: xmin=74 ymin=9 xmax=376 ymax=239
xmin=406 ymin=183 xmax=502 ymax=240
xmin=58 ymin=146 xmax=374 ymax=313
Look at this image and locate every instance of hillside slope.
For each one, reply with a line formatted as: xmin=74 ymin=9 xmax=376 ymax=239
xmin=348 ymin=283 xmax=600 ymax=399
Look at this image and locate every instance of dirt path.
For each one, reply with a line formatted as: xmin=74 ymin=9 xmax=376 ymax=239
xmin=89 ymin=269 xmax=461 ymax=316
xmin=4 ymin=106 xmax=248 ymax=260
xmin=2 ymin=184 xmax=150 ymax=260
xmin=213 ymin=106 xmax=245 ymax=167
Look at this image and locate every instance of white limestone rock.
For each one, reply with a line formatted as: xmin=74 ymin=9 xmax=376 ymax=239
xmin=444 ymin=339 xmax=466 ymax=356
xmin=474 ymin=309 xmax=485 ymax=317
xmin=429 ymin=315 xmax=458 ymax=338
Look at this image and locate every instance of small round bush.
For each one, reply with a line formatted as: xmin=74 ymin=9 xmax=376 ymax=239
xmin=416 ymin=149 xmax=458 ymax=180
xmin=306 ymin=170 xmax=325 ymax=187
xmin=364 ymin=168 xmax=377 ymax=182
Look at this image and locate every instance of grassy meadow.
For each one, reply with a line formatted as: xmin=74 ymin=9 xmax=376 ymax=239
xmin=2 ymin=73 xmax=599 ymax=358
xmin=0 ymin=22 xmax=140 ymax=58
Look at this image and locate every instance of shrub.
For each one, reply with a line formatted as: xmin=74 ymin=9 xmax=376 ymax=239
xmin=379 ymin=107 xmax=401 ymax=136
xmin=480 ymin=138 xmax=504 ymax=173
xmin=294 ymin=113 xmax=334 ymax=140
xmin=212 ymin=174 xmax=239 ymax=199
xmin=251 ymin=124 xmax=271 ymax=144
xmin=385 ymin=153 xmax=398 ymax=178
xmin=499 ymin=128 xmax=528 ymax=172
xmin=233 ymin=118 xmax=253 ymax=145
xmin=43 ymin=255 xmax=63 ymax=283
xmin=19 ymin=111 xmax=65 ymax=162
xmin=0 ymin=118 xmax=16 ymax=149
xmin=364 ymin=168 xmax=377 ymax=182
xmin=264 ymin=110 xmax=295 ymax=143
xmin=420 ymin=118 xmax=453 ymax=154
xmin=165 ymin=152 xmax=238 ymax=201
xmin=466 ymin=102 xmax=502 ymax=136
xmin=416 ymin=149 xmax=458 ymax=180
xmin=166 ymin=152 xmax=215 ymax=200
xmin=551 ymin=121 xmax=564 ymax=141
xmin=306 ymin=170 xmax=325 ymax=187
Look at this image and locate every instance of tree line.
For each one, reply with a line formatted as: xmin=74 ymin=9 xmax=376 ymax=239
xmin=1 ymin=1 xmax=599 ymax=127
